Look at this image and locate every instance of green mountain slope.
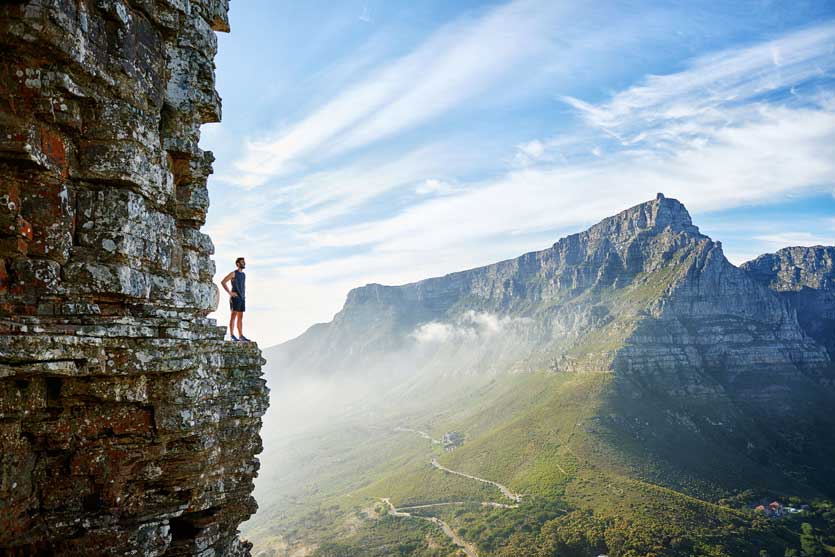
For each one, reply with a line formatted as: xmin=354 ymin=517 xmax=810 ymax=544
xmin=246 ymin=371 xmax=835 ymax=556
xmin=248 ymin=196 xmax=835 ymax=557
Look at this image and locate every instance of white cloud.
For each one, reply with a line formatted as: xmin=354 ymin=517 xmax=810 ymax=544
xmin=754 ymin=232 xmax=835 ymax=249
xmin=412 ymin=311 xmax=532 ymax=344
xmin=280 ymin=142 xmax=475 ymax=225
xmin=412 ymin=321 xmax=461 ymax=343
xmin=513 ymin=140 xmax=549 ymax=167
xmin=519 ymin=140 xmax=545 ymax=159
xmin=416 ymin=178 xmax=455 ymax=196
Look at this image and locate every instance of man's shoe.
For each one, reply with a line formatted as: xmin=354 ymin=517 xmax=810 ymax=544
xmin=231 ymin=335 xmax=240 ymax=341
xmin=240 ymin=336 xmax=251 ymax=342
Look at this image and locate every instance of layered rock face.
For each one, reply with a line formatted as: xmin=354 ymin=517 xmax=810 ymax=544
xmin=273 ymin=195 xmax=830 ymax=391
xmin=742 ymin=246 xmax=835 ymax=363
xmin=266 ymin=195 xmax=835 ymax=503
xmin=0 ymin=1 xmax=268 ymax=555
xmin=267 ymin=194 xmax=835 ymax=497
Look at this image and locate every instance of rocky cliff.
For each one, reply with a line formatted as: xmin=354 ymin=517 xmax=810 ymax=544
xmin=265 ymin=194 xmax=835 ymax=501
xmin=0 ymin=1 xmax=268 ymax=555
xmin=272 ymin=195 xmax=832 ymax=394
xmin=742 ymin=246 xmax=835 ymax=364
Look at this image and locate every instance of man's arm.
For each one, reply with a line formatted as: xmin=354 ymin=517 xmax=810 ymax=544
xmin=220 ymin=271 xmax=237 ymax=297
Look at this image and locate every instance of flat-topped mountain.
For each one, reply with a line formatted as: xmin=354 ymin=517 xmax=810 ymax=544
xmin=267 ymin=195 xmax=835 ymax=490
xmin=254 ymin=196 xmax=835 ymax=557
xmin=271 ymin=195 xmax=831 ymax=401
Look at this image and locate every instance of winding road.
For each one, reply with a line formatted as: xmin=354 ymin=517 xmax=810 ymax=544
xmin=431 ymin=457 xmax=522 ymax=503
xmin=380 ymin=498 xmax=478 ymax=557
xmin=380 ymin=428 xmax=531 ymax=556
xmin=394 ymin=427 xmax=522 ymax=504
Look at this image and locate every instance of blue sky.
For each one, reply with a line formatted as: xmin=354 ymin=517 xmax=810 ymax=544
xmin=201 ymin=1 xmax=835 ymax=346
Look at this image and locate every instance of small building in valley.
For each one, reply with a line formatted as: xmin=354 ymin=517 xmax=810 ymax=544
xmin=754 ymin=500 xmax=797 ymax=518
xmin=442 ymin=431 xmax=465 ymax=451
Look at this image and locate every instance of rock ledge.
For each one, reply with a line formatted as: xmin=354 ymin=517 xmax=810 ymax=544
xmin=0 ymin=1 xmax=269 ymax=555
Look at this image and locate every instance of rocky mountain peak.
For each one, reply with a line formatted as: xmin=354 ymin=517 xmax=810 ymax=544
xmin=275 ymin=195 xmax=832 ymax=390
xmin=574 ymin=193 xmax=702 ymax=250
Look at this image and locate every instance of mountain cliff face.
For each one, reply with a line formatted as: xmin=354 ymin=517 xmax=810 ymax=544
xmin=273 ymin=194 xmax=831 ymax=398
xmin=742 ymin=246 xmax=835 ymax=366
xmin=0 ymin=2 xmax=268 ymax=555
xmin=255 ymin=196 xmax=835 ymax=556
xmin=263 ymin=196 xmax=835 ymax=547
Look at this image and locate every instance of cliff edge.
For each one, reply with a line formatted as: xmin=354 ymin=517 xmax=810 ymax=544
xmin=0 ymin=1 xmax=269 ymax=555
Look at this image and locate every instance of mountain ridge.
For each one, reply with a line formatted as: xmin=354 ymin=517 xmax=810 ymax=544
xmin=341 ymin=193 xmax=702 ymax=309
xmin=270 ymin=194 xmax=831 ymax=389
xmin=252 ymin=195 xmax=835 ymax=556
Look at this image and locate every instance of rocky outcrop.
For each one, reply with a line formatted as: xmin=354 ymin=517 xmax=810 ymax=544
xmin=0 ymin=1 xmax=268 ymax=555
xmin=742 ymin=246 xmax=835 ymax=362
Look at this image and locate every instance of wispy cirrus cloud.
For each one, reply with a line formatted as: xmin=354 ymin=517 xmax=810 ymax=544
xmin=278 ymin=140 xmax=484 ymax=226
xmin=560 ymin=21 xmax=835 ymax=137
xmin=309 ymin=105 xmax=835 ymax=254
xmin=231 ymin=0 xmax=567 ymax=188
xmin=754 ymin=232 xmax=835 ymax=249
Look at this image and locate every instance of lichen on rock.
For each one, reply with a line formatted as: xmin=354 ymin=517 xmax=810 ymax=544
xmin=0 ymin=1 xmax=269 ymax=555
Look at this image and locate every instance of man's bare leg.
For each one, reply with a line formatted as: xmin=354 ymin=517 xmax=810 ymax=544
xmin=229 ymin=312 xmax=237 ymax=338
xmin=236 ymin=312 xmax=244 ymax=339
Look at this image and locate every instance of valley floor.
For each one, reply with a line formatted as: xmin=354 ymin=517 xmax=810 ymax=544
xmin=244 ymin=372 xmax=835 ymax=557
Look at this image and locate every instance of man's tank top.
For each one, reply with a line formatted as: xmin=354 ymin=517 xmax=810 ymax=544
xmin=232 ymin=270 xmax=246 ymax=299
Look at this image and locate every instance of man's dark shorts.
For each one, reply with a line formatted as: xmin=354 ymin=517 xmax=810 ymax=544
xmin=230 ymin=296 xmax=246 ymax=312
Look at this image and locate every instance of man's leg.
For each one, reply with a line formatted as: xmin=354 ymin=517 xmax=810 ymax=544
xmin=229 ymin=311 xmax=237 ymax=338
xmin=236 ymin=312 xmax=244 ymax=338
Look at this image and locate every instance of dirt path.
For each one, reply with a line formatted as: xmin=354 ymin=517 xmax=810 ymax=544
xmin=384 ymin=427 xmax=529 ymax=555
xmin=431 ymin=458 xmax=522 ymax=503
xmin=380 ymin=498 xmax=479 ymax=557
xmin=395 ymin=427 xmax=523 ymax=503
xmin=398 ymin=501 xmax=465 ymax=511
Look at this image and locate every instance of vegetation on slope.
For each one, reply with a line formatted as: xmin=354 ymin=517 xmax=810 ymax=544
xmin=247 ymin=370 xmax=835 ymax=557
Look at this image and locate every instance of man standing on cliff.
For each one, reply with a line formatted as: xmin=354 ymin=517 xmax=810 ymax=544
xmin=221 ymin=257 xmax=250 ymax=342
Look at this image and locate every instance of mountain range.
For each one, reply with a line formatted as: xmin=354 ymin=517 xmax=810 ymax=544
xmin=253 ymin=195 xmax=835 ymax=557
xmin=272 ymin=193 xmax=832 ymax=388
